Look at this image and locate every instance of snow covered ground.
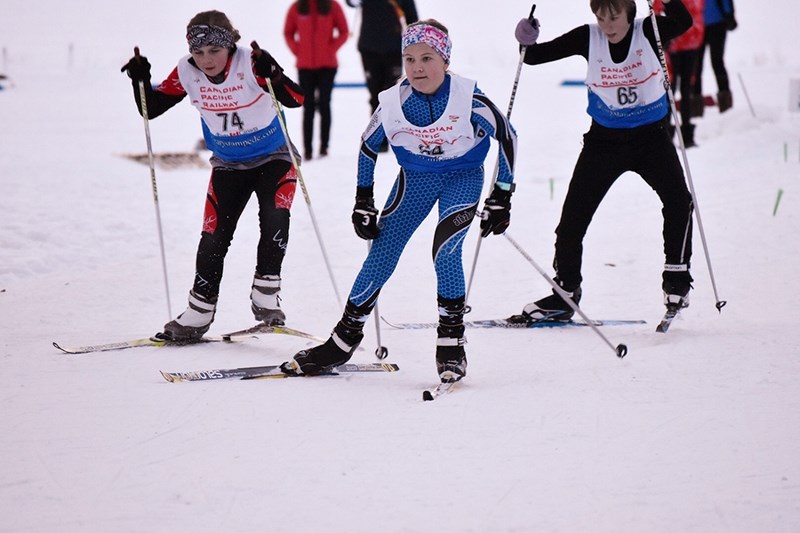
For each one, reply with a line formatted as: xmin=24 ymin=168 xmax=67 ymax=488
xmin=2 ymin=1 xmax=800 ymax=531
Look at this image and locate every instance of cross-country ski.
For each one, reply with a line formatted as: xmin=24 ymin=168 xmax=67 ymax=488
xmin=161 ymin=362 xmax=400 ymax=382
xmin=52 ymin=324 xmax=324 ymax=354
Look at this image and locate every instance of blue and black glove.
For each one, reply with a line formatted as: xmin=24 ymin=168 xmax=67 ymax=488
xmin=352 ymin=186 xmax=379 ymax=240
xmin=480 ymin=184 xmax=513 ymax=237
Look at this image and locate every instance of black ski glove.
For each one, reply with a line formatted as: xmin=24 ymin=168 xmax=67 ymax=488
xmin=120 ymin=55 xmax=151 ymax=82
xmin=480 ymin=184 xmax=513 ymax=237
xmin=253 ymin=49 xmax=283 ymax=81
xmin=352 ymin=186 xmax=379 ymax=240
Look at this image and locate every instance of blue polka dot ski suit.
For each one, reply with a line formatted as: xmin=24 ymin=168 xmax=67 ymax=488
xmin=349 ymin=74 xmax=517 ymax=306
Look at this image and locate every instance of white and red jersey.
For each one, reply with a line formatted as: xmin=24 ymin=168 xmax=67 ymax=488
xmin=585 ymin=20 xmax=669 ymax=128
xmin=176 ymin=47 xmax=286 ymax=162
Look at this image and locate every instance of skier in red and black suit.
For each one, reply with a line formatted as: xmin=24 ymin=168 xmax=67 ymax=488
xmin=121 ymin=10 xmax=304 ymax=341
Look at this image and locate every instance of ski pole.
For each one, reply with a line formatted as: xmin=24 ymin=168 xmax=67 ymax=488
xmin=134 ymin=46 xmax=172 ymax=321
xmin=503 ymin=232 xmax=627 ymax=358
xmin=372 ymin=299 xmax=389 ymax=359
xmin=367 ymin=242 xmax=389 ymax=359
xmin=645 ymin=1 xmax=726 ymax=313
xmin=465 ymin=3 xmax=536 ymax=309
xmin=252 ymin=41 xmax=343 ymax=308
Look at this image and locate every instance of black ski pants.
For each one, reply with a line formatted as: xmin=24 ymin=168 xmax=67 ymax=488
xmin=695 ymin=22 xmax=730 ymax=95
xmin=669 ymin=48 xmax=701 ymax=128
xmin=192 ymin=159 xmax=296 ymax=300
xmin=552 ymin=119 xmax=694 ymax=290
xmin=359 ymin=50 xmax=403 ymax=113
xmin=298 ymin=68 xmax=337 ymax=155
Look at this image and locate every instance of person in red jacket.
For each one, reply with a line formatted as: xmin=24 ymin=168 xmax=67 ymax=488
xmin=655 ymin=0 xmax=704 ymax=147
xmin=284 ymin=0 xmax=349 ymax=160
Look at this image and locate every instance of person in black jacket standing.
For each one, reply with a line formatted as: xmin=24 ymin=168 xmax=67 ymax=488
xmin=345 ymin=0 xmax=418 ymax=115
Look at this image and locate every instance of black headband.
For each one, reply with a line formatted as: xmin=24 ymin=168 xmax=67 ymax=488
xmin=186 ymin=24 xmax=234 ymax=51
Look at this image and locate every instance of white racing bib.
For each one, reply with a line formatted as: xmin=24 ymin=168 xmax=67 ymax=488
xmin=379 ymin=74 xmax=481 ymax=170
xmin=585 ymin=20 xmax=668 ymax=128
xmin=178 ymin=47 xmax=285 ymax=161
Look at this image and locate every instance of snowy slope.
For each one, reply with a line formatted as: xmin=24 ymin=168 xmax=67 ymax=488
xmin=2 ymin=1 xmax=800 ymax=531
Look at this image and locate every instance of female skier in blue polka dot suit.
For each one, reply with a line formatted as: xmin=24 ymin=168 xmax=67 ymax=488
xmin=283 ymin=19 xmax=517 ymax=382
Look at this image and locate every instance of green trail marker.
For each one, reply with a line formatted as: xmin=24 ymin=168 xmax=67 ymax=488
xmin=773 ymin=189 xmax=784 ymax=216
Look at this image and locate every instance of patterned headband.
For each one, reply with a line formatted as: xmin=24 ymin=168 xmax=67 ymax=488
xmin=401 ymin=24 xmax=452 ymax=64
xmin=186 ymin=24 xmax=234 ymax=51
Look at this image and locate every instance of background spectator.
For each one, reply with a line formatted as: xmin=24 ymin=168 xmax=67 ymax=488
xmin=284 ymin=0 xmax=349 ymax=160
xmin=692 ymin=0 xmax=737 ymax=115
xmin=655 ymin=0 xmax=705 ymax=146
xmin=345 ymin=0 xmax=418 ymax=117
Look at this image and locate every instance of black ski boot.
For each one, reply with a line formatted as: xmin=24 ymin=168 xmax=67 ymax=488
xmin=509 ymin=279 xmax=581 ymax=324
xmin=251 ymin=273 xmax=286 ymax=326
xmin=689 ymin=94 xmax=705 ymax=118
xmin=157 ymin=290 xmax=217 ymax=342
xmin=717 ymin=90 xmax=733 ymax=113
xmin=435 ymin=296 xmax=467 ymax=383
xmin=680 ymin=123 xmax=697 ymax=148
xmin=662 ymin=268 xmax=693 ymax=310
xmin=282 ymin=300 xmax=371 ymax=375
xmin=286 ymin=328 xmax=363 ymax=375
